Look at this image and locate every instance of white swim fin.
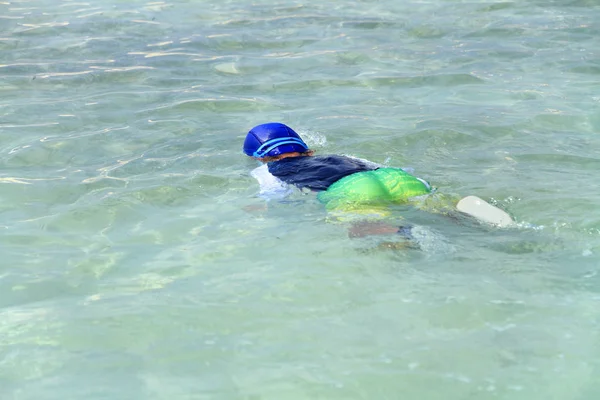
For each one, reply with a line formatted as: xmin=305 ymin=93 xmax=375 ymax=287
xmin=456 ymin=195 xmax=515 ymax=227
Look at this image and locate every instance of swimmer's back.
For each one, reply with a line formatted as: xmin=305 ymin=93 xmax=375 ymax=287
xmin=267 ymin=154 xmax=377 ymax=191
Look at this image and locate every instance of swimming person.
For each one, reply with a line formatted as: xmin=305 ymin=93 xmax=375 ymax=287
xmin=243 ymin=122 xmax=514 ymax=230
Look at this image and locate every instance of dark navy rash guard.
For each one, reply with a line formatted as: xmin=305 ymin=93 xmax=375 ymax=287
xmin=267 ymin=155 xmax=378 ymax=191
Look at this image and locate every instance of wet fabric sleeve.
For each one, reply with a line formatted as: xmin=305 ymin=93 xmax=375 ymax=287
xmin=250 ymin=164 xmax=294 ymax=200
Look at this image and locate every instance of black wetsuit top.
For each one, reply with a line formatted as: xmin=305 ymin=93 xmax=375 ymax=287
xmin=267 ymin=155 xmax=378 ymax=191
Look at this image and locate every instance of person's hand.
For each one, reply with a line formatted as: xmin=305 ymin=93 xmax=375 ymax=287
xmin=348 ymin=221 xmax=401 ymax=238
xmin=243 ymin=203 xmax=267 ymax=214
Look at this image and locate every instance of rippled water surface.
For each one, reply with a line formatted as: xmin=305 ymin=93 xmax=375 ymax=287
xmin=2 ymin=0 xmax=600 ymax=399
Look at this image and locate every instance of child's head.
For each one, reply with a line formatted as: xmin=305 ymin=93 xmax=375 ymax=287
xmin=243 ymin=123 xmax=312 ymax=161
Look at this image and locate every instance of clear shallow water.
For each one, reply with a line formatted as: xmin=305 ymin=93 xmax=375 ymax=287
xmin=2 ymin=0 xmax=600 ymax=398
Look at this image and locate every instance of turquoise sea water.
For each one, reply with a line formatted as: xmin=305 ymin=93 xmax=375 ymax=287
xmin=2 ymin=0 xmax=600 ymax=398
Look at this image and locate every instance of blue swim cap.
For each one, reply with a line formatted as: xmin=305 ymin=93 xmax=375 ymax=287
xmin=243 ymin=122 xmax=309 ymax=158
